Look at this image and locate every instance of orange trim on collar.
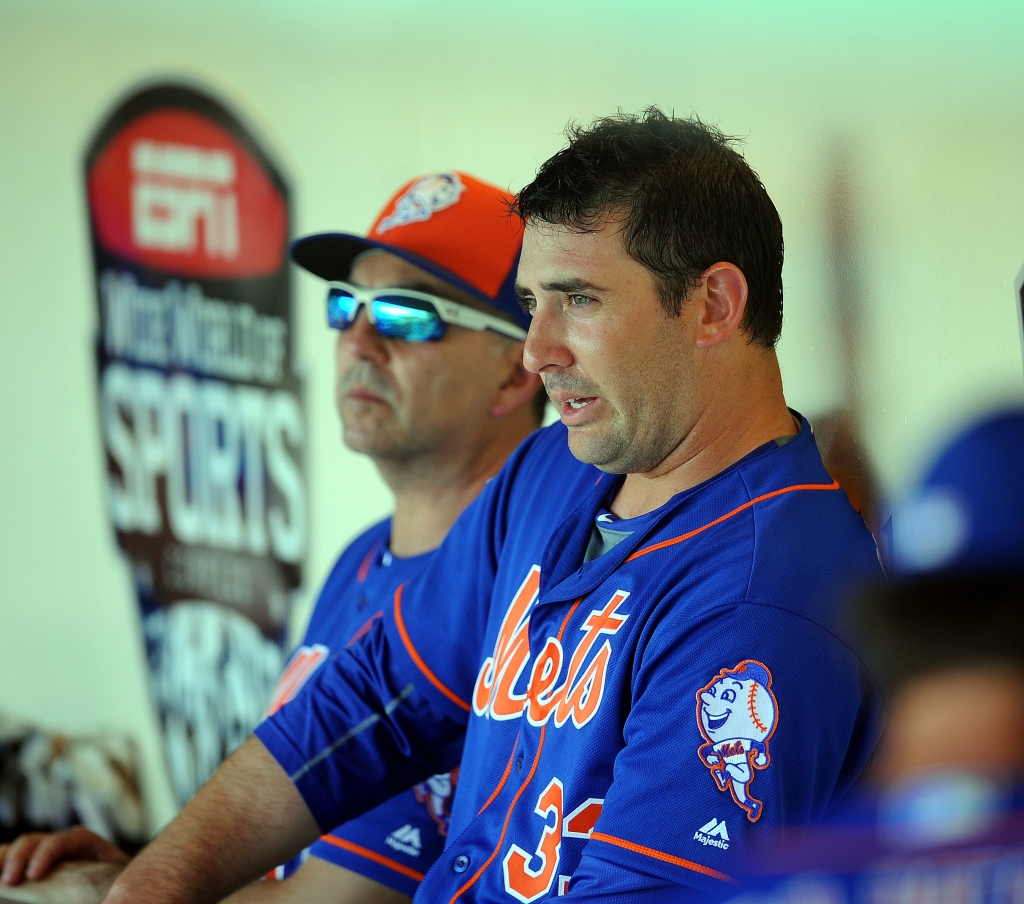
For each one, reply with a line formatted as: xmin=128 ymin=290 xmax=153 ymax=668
xmin=627 ymin=479 xmax=841 ymax=562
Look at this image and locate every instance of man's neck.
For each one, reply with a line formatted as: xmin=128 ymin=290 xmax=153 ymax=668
xmin=379 ymin=426 xmax=532 ymax=558
xmin=612 ymin=353 xmax=795 ymax=519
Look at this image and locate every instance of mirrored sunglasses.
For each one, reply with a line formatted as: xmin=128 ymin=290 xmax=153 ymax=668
xmin=326 ymin=282 xmax=527 ymax=343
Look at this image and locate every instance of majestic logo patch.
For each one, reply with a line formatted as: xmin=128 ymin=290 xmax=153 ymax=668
xmin=694 ymin=817 xmax=730 ymax=849
xmin=386 ymin=823 xmax=422 ymax=857
xmin=376 ymin=172 xmax=465 ymax=233
xmin=696 ymin=660 xmax=778 ymax=822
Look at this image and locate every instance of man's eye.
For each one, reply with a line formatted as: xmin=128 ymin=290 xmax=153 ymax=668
xmin=567 ymin=294 xmax=594 ymax=307
xmin=517 ymin=296 xmax=536 ymax=316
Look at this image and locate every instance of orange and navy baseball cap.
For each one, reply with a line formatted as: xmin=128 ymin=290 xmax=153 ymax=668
xmin=291 ymin=171 xmax=528 ymax=330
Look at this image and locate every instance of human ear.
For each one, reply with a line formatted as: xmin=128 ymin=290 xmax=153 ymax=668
xmin=694 ymin=263 xmax=748 ymax=349
xmin=490 ymin=343 xmax=544 ymax=419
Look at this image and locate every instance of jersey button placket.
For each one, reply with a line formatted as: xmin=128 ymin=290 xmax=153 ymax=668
xmin=516 ymin=754 xmax=525 ymax=774
xmin=453 ymin=854 xmax=471 ymax=874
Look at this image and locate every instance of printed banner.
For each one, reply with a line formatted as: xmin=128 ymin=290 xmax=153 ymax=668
xmin=1017 ymin=263 xmax=1024 ymax=379
xmin=84 ymin=84 xmax=306 ymax=805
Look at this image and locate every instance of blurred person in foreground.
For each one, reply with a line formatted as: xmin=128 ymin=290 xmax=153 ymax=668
xmin=0 ymin=171 xmax=544 ymax=904
xmin=31 ymin=109 xmax=886 ymax=904
xmin=718 ymin=408 xmax=1024 ymax=904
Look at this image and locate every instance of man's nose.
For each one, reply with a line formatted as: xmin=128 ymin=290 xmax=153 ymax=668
xmin=522 ymin=305 xmax=573 ymax=374
xmin=338 ymin=308 xmax=388 ymax=365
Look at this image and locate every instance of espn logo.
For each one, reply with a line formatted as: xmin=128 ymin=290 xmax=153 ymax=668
xmin=131 ymin=140 xmax=239 ymax=259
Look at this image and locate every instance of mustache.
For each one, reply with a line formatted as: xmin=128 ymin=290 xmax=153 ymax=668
xmin=339 ymin=361 xmax=396 ymax=404
xmin=541 ymin=374 xmax=601 ymax=400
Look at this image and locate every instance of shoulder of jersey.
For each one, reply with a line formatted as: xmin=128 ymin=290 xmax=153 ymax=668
xmin=321 ymin=518 xmax=393 ymax=586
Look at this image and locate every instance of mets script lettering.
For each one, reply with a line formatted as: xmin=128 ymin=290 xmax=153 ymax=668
xmin=472 ymin=566 xmax=630 ymax=729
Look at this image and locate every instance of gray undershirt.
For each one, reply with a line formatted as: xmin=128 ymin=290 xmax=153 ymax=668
xmin=582 ymin=431 xmax=799 ymax=564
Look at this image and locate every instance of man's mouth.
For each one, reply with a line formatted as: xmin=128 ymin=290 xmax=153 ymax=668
xmin=567 ymin=397 xmax=594 ymax=410
xmin=347 ymin=385 xmax=386 ymax=403
xmin=545 ymin=385 xmax=602 ymax=423
xmin=704 ymin=710 xmax=731 ymax=731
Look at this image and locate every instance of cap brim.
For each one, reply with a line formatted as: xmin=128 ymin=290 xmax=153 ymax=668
xmin=290 ymin=232 xmax=505 ymax=314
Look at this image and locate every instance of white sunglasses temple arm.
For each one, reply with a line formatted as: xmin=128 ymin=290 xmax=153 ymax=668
xmin=433 ymin=299 xmax=527 ymax=340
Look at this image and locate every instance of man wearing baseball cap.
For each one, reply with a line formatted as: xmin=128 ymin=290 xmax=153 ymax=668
xmin=0 ymin=171 xmax=543 ymax=903
xmin=70 ymin=110 xmax=887 ymax=904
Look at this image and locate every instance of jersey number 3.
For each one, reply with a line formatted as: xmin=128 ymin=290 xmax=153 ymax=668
xmin=503 ymin=778 xmax=563 ymax=902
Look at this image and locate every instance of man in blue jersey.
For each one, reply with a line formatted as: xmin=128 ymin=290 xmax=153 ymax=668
xmin=0 ymin=171 xmax=544 ymax=903
xmin=94 ymin=108 xmax=885 ymax=904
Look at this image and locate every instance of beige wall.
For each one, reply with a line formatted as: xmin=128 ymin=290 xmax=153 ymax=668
xmin=1 ymin=0 xmax=1022 ymax=832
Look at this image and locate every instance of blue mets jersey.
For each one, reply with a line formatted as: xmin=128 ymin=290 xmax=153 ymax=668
xmin=256 ymin=417 xmax=885 ymax=902
xmin=264 ymin=519 xmax=456 ymax=896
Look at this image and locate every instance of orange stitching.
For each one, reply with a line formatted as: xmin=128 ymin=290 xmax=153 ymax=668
xmin=448 ymin=725 xmax=548 ymax=904
xmin=555 ymin=598 xmax=584 ymax=643
xmin=626 ymin=479 xmax=840 ymax=562
xmin=394 ymin=583 xmax=471 ymax=712
xmin=317 ymin=835 xmax=426 ymax=882
xmin=589 ymin=832 xmax=735 ymax=883
xmin=346 ymin=611 xmax=383 ymax=648
xmin=747 ymin=682 xmax=767 ymax=734
xmin=356 ymin=541 xmax=381 ymax=583
xmin=448 ymin=599 xmax=583 ymax=904
xmin=476 ymin=736 xmax=519 ymax=817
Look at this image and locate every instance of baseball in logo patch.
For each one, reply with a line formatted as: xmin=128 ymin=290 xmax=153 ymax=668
xmin=696 ymin=660 xmax=778 ymax=822
xmin=375 ymin=172 xmax=465 ymax=233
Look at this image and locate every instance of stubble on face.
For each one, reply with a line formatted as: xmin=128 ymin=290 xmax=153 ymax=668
xmin=334 ymin=251 xmax=510 ymax=469
xmin=552 ymin=329 xmax=699 ymax=476
xmin=520 ymin=221 xmax=701 ymax=477
xmin=335 ymin=356 xmax=406 ymax=456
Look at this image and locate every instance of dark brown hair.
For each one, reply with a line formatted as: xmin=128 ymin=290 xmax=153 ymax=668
xmin=512 ymin=107 xmax=785 ymax=347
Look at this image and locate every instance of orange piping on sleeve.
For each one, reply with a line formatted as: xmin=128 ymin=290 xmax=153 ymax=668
xmin=317 ymin=835 xmax=425 ymax=882
xmin=393 ymin=582 xmax=471 ymax=713
xmin=589 ymin=832 xmax=735 ymax=883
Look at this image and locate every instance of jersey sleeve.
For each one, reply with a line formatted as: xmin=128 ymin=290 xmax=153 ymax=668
xmin=252 ymin=428 xmax=547 ymax=831
xmin=381 ymin=425 xmax=547 ymax=720
xmin=562 ymin=599 xmax=883 ymax=899
xmin=306 ymin=768 xmax=457 ymax=897
xmin=253 ymin=617 xmax=465 ymax=832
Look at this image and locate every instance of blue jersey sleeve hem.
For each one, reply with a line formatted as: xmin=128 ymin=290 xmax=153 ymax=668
xmin=309 ymin=835 xmax=422 ymax=898
xmin=253 ymin=720 xmax=340 ymax=831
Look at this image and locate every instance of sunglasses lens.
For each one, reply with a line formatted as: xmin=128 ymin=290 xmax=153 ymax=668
xmin=371 ymin=296 xmax=446 ymax=342
xmin=327 ymin=287 xmax=360 ymax=330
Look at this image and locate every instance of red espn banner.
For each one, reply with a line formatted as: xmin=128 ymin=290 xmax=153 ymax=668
xmin=84 ymin=84 xmax=306 ymax=805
